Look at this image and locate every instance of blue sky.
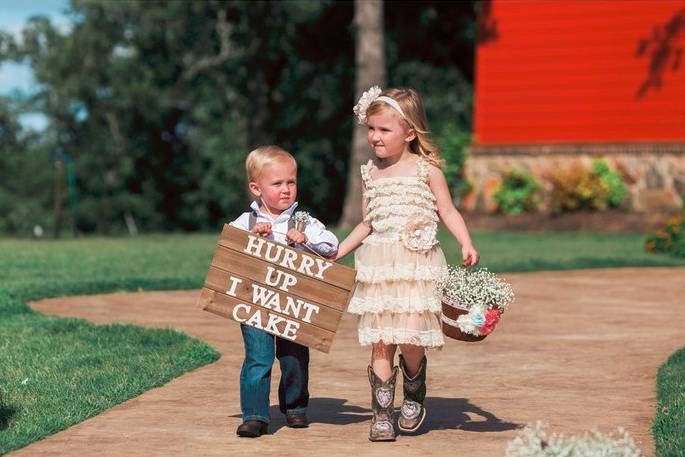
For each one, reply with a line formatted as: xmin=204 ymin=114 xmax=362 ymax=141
xmin=1 ymin=0 xmax=70 ymax=129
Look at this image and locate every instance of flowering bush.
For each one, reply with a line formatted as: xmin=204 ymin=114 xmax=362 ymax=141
xmin=436 ymin=266 xmax=514 ymax=337
xmin=546 ymin=159 xmax=627 ymax=212
xmin=505 ymin=422 xmax=642 ymax=457
xmin=645 ymin=212 xmax=685 ymax=258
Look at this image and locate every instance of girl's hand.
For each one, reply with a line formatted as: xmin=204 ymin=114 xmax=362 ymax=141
xmin=251 ymin=222 xmax=272 ymax=236
xmin=286 ymin=228 xmax=307 ymax=245
xmin=462 ymin=244 xmax=480 ymax=266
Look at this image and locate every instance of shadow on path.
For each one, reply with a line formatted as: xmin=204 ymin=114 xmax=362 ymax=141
xmin=421 ymin=397 xmax=520 ymax=434
xmin=232 ymin=396 xmax=519 ymax=435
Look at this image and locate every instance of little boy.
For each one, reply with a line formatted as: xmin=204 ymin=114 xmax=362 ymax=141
xmin=229 ymin=145 xmax=338 ymax=438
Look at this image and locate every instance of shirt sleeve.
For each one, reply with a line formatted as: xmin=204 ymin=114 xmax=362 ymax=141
xmin=303 ymin=217 xmax=339 ymax=257
xmin=229 ymin=212 xmax=251 ymax=231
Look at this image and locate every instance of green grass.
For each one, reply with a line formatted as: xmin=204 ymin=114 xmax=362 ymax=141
xmin=653 ymin=347 xmax=685 ymax=457
xmin=459 ymin=231 xmax=685 ymax=272
xmin=1 ymin=229 xmax=684 ymax=453
xmin=335 ymin=230 xmax=685 ymax=271
xmin=0 ymin=234 xmax=221 ymax=454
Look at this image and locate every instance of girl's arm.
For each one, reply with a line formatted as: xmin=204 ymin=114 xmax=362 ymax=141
xmin=428 ymin=164 xmax=480 ymax=266
xmin=335 ymin=189 xmax=371 ymax=260
xmin=336 ymin=222 xmax=371 ymax=260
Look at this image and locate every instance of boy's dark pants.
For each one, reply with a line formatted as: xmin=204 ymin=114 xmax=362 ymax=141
xmin=239 ymin=325 xmax=309 ymax=423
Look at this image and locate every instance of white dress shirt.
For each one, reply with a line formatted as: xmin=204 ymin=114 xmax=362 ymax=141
xmin=230 ymin=200 xmax=338 ymax=258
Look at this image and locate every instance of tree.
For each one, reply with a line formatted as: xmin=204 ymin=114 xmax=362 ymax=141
xmin=1 ymin=0 xmax=346 ymax=234
xmin=340 ymin=0 xmax=386 ymax=228
xmin=0 ymin=98 xmax=53 ymax=235
xmin=0 ymin=1 xmax=477 ymax=235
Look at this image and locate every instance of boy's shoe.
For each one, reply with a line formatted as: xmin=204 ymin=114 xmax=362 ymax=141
xmin=236 ymin=420 xmax=268 ymax=437
xmin=286 ymin=413 xmax=309 ymax=428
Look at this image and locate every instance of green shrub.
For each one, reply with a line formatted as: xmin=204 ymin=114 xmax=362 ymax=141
xmin=653 ymin=347 xmax=685 ymax=456
xmin=645 ymin=212 xmax=685 ymax=258
xmin=436 ymin=123 xmax=472 ymax=203
xmin=546 ymin=159 xmax=627 ymax=212
xmin=592 ymin=159 xmax=629 ymax=208
xmin=494 ymin=169 xmax=541 ymax=214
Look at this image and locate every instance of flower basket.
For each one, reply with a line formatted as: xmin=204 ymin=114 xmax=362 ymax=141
xmin=441 ymin=299 xmax=488 ymax=342
xmin=435 ymin=266 xmax=513 ymax=342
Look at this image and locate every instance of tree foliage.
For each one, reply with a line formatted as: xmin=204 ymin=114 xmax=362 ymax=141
xmin=0 ymin=0 xmax=475 ymax=235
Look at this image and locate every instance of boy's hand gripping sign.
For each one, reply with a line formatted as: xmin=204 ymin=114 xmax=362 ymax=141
xmin=198 ymin=225 xmax=356 ymax=353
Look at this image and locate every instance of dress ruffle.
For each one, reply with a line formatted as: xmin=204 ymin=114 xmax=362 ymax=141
xmin=354 ymin=241 xmax=447 ymax=283
xmin=357 ymin=311 xmax=445 ymax=347
xmin=364 ymin=206 xmax=439 ymax=227
xmin=348 ymin=280 xmax=442 ymax=314
xmin=364 ymin=184 xmax=435 ymax=202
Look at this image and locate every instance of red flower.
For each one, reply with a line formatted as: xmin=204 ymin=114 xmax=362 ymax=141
xmin=480 ymin=309 xmax=501 ymax=335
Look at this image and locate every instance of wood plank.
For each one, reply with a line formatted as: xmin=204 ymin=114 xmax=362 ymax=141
xmin=218 ymin=224 xmax=356 ymax=290
xmin=198 ymin=288 xmax=335 ymax=353
xmin=210 ymin=246 xmax=351 ymax=312
xmin=203 ymin=266 xmax=343 ymax=333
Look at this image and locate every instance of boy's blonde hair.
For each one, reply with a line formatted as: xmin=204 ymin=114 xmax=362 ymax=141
xmin=366 ymin=88 xmax=442 ymax=167
xmin=245 ymin=145 xmax=297 ymax=181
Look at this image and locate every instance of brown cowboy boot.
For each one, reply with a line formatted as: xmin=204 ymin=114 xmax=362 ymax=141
xmin=398 ymin=355 xmax=427 ymax=433
xmin=368 ymin=365 xmax=398 ymax=442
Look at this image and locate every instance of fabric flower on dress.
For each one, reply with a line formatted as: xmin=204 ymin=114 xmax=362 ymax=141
xmin=400 ymin=216 xmax=438 ymax=252
xmin=353 ymin=86 xmax=382 ymax=124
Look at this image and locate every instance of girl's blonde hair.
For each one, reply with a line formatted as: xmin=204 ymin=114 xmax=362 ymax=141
xmin=245 ymin=145 xmax=297 ymax=181
xmin=366 ymin=88 xmax=442 ymax=167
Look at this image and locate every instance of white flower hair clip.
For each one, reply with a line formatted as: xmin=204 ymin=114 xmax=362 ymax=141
xmin=353 ymin=85 xmax=407 ymax=125
xmin=353 ymin=86 xmax=382 ymax=124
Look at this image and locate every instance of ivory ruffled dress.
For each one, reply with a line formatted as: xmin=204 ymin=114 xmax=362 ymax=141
xmin=348 ymin=158 xmax=447 ymax=348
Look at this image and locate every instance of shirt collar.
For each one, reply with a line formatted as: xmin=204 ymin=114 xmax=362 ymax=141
xmin=250 ymin=199 xmax=299 ymax=221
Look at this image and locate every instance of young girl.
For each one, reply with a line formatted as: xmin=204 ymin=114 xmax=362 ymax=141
xmin=336 ymin=87 xmax=479 ymax=441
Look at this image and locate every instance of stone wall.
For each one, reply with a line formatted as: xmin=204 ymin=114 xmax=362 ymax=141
xmin=462 ymin=143 xmax=685 ymax=213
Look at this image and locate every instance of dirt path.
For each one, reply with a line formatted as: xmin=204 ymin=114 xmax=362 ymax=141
xmin=13 ymin=268 xmax=685 ymax=456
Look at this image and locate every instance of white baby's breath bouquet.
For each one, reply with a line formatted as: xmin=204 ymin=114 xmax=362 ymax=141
xmin=436 ymin=265 xmax=514 ymax=338
xmin=506 ymin=422 xmax=642 ymax=457
xmin=437 ymin=265 xmax=514 ymax=311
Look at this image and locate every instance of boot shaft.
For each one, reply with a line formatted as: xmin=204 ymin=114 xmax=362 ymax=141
xmin=367 ymin=365 xmax=398 ymax=441
xmin=367 ymin=365 xmax=397 ymax=421
xmin=399 ymin=355 xmax=427 ymax=404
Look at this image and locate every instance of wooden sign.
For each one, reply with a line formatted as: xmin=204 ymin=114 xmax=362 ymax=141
xmin=197 ymin=224 xmax=356 ymax=353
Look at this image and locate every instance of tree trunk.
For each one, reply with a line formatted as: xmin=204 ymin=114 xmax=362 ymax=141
xmin=339 ymin=0 xmax=386 ymax=228
xmin=246 ymin=2 xmax=276 ymax=149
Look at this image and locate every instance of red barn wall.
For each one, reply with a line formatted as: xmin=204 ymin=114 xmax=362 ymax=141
xmin=474 ymin=0 xmax=685 ymax=145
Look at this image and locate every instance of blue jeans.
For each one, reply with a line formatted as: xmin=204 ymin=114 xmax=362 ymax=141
xmin=239 ymin=325 xmax=309 ymax=423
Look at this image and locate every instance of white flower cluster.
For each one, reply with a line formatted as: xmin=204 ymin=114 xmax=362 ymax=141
xmin=353 ymin=85 xmax=382 ymax=124
xmin=435 ymin=265 xmax=514 ymax=311
xmin=293 ymin=211 xmax=310 ymax=232
xmin=455 ymin=303 xmax=488 ymax=335
xmin=505 ymin=422 xmax=643 ymax=457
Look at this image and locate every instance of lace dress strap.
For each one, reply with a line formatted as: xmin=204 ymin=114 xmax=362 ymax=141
xmin=360 ymin=160 xmax=374 ymax=187
xmin=417 ymin=157 xmax=430 ymax=183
